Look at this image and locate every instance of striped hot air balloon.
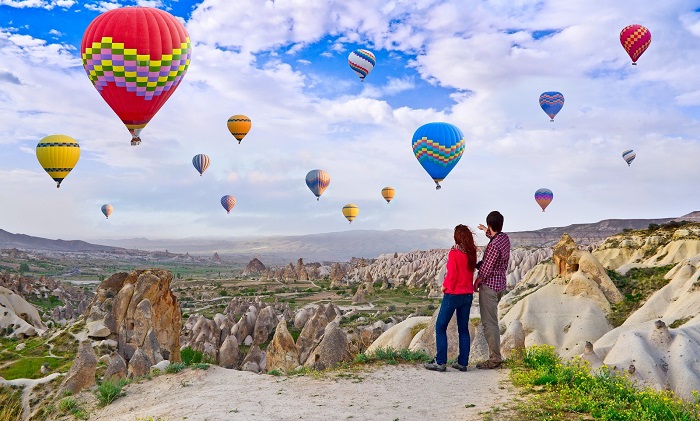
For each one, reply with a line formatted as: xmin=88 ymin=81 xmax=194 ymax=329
xmin=539 ymin=92 xmax=565 ymax=122
xmin=35 ymin=135 xmax=80 ymax=188
xmin=622 ymin=150 xmax=636 ymax=166
xmin=534 ymin=188 xmax=554 ymax=212
xmin=101 ymin=204 xmax=113 ymax=219
xmin=192 ymin=154 xmax=210 ymax=176
xmin=221 ymin=195 xmax=236 ymax=214
xmin=348 ymin=49 xmax=376 ymax=82
xmin=81 ymin=7 xmax=192 ymax=146
xmin=342 ymin=204 xmax=359 ymax=223
xmin=412 ymin=122 xmax=465 ymax=190
xmin=620 ymin=24 xmax=651 ymax=65
xmin=227 ymin=115 xmax=252 ymax=143
xmin=305 ymin=170 xmax=330 ymax=201
xmin=381 ymin=187 xmax=395 ymax=204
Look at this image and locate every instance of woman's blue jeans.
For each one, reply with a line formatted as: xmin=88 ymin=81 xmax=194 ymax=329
xmin=435 ymin=293 xmax=473 ymax=366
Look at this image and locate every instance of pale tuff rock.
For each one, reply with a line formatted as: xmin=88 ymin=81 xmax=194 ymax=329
xmin=330 ymin=263 xmax=347 ymax=287
xmin=500 ymin=319 xmax=526 ymax=360
xmin=352 ymin=284 xmax=367 ymax=304
xmin=366 ymin=316 xmax=430 ymax=353
xmin=500 ymin=235 xmax=618 ymax=358
xmin=241 ymin=344 xmax=266 ymax=373
xmin=579 ymin=341 xmax=603 ymax=370
xmin=294 ymin=306 xmax=315 ymax=329
xmin=594 ymin=317 xmax=700 ymax=401
xmin=266 ymin=319 xmax=299 ymax=372
xmin=296 ymin=304 xmax=338 ymax=365
xmin=86 ymin=320 xmax=111 ymax=338
xmin=409 ymin=307 xmax=475 ymax=361
xmin=0 ymin=285 xmax=46 ymax=337
xmin=243 ymin=258 xmax=266 ymax=275
xmin=304 ymin=321 xmax=351 ymax=370
xmin=151 ymin=360 xmax=170 ymax=372
xmin=499 ymin=262 xmax=558 ymax=319
xmin=253 ymin=306 xmax=278 ymax=345
xmin=59 ymin=340 xmax=97 ymax=395
xmin=104 ymin=352 xmax=127 ymax=382
xmin=218 ymin=336 xmax=239 ymax=369
xmin=296 ymin=258 xmax=309 ymax=281
xmin=469 ymin=323 xmax=490 ymax=363
xmin=127 ymin=348 xmax=152 ymax=378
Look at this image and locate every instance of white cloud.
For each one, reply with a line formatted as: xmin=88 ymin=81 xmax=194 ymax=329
xmin=0 ymin=0 xmax=74 ymax=8
xmin=83 ymin=1 xmax=120 ymax=12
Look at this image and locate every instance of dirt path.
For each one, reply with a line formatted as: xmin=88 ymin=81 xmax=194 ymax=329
xmin=91 ymin=364 xmax=516 ymax=421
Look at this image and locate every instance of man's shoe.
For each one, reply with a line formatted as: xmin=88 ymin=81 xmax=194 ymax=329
xmin=451 ymin=362 xmax=468 ymax=372
xmin=476 ymin=361 xmax=502 ymax=369
xmin=424 ymin=359 xmax=446 ymax=372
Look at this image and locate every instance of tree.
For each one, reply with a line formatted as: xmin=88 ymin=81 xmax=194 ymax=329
xmin=19 ymin=263 xmax=29 ymax=274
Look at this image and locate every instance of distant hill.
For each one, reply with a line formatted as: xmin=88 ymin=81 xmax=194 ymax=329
xmin=0 ymin=229 xmax=120 ymax=252
xmin=4 ymin=212 xmax=700 ymax=262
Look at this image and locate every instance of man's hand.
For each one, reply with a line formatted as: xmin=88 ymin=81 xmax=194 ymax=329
xmin=473 ymin=277 xmax=481 ymax=291
xmin=478 ymin=224 xmax=487 ymax=232
xmin=441 ymin=285 xmax=446 ymax=293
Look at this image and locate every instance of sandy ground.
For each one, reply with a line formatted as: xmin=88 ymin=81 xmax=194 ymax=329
xmin=90 ymin=364 xmax=517 ymax=421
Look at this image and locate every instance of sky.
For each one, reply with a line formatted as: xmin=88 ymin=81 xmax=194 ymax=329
xmin=1 ymin=0 xmax=700 ymax=244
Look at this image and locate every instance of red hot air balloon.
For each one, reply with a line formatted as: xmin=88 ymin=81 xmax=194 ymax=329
xmin=81 ymin=7 xmax=192 ymax=145
xmin=620 ymin=24 xmax=651 ymax=65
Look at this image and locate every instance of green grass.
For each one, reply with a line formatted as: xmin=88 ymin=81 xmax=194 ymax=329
xmin=607 ymin=265 xmax=675 ymax=327
xmin=96 ymin=378 xmax=130 ymax=406
xmin=509 ymin=345 xmax=700 ymax=420
xmin=353 ymin=347 xmax=432 ymax=365
xmin=165 ymin=362 xmax=187 ymax=373
xmin=27 ymin=295 xmax=64 ymax=310
xmin=0 ymin=356 xmax=70 ymax=380
xmin=0 ymin=387 xmax=22 ymax=421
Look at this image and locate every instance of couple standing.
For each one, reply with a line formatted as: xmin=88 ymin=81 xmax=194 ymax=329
xmin=424 ymin=211 xmax=510 ymax=372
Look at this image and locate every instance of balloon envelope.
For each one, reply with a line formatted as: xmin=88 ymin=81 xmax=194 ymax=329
xmin=227 ymin=115 xmax=252 ymax=143
xmin=305 ymin=170 xmax=331 ymax=200
xmin=381 ymin=187 xmax=395 ymax=204
xmin=535 ymin=188 xmax=554 ymax=212
xmin=192 ymin=154 xmax=210 ymax=176
xmin=81 ymin=7 xmax=192 ymax=145
xmin=622 ymin=150 xmax=636 ymax=166
xmin=620 ymin=24 xmax=651 ymax=64
xmin=411 ymin=122 xmax=465 ymax=190
xmin=101 ymin=204 xmax=113 ymax=219
xmin=348 ymin=49 xmax=376 ymax=81
xmin=36 ymin=134 xmax=80 ymax=188
xmin=221 ymin=195 xmax=236 ymax=214
xmin=539 ymin=92 xmax=565 ymax=122
xmin=342 ymin=204 xmax=359 ymax=223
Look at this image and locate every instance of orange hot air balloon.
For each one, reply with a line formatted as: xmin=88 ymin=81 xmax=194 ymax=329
xmin=620 ymin=24 xmax=651 ymax=65
xmin=381 ymin=187 xmax=395 ymax=204
xmin=227 ymin=115 xmax=252 ymax=144
xmin=81 ymin=7 xmax=192 ymax=145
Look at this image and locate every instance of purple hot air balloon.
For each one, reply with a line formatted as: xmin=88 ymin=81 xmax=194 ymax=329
xmin=534 ymin=188 xmax=553 ymax=212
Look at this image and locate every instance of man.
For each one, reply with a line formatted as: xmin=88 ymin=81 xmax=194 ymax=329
xmin=474 ymin=211 xmax=510 ymax=369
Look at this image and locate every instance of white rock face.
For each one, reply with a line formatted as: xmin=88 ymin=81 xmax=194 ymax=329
xmin=0 ymin=286 xmax=46 ymax=337
xmin=366 ymin=316 xmax=431 ymax=353
xmin=594 ymin=229 xmax=700 ymax=271
xmin=344 ymin=247 xmax=551 ymax=290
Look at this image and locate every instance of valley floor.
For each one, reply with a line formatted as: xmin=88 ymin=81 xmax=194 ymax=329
xmin=89 ymin=364 xmax=516 ymax=421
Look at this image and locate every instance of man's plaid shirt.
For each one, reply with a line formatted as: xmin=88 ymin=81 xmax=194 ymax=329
xmin=477 ymin=231 xmax=510 ymax=292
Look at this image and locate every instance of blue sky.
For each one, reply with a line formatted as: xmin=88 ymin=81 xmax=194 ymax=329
xmin=1 ymin=0 xmax=700 ymax=244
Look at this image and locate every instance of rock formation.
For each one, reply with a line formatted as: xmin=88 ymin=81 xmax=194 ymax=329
xmin=243 ymin=258 xmax=266 ymax=275
xmin=367 ymin=316 xmax=430 ymax=353
xmin=304 ymin=321 xmax=351 ymax=370
xmin=0 ymin=285 xmax=46 ymax=337
xmin=58 ymin=340 xmax=97 ymax=395
xmin=266 ymin=319 xmax=300 ymax=372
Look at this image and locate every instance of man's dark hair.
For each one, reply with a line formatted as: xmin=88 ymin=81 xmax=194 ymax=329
xmin=486 ymin=211 xmax=504 ymax=233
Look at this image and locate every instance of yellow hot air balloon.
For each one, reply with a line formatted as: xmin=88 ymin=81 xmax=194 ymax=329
xmin=227 ymin=114 xmax=252 ymax=144
xmin=342 ymin=204 xmax=359 ymax=223
xmin=381 ymin=187 xmax=395 ymax=204
xmin=36 ymin=134 xmax=80 ymax=188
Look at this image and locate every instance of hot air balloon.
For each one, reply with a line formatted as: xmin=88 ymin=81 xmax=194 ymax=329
xmin=342 ymin=204 xmax=359 ymax=223
xmin=192 ymin=154 xmax=210 ymax=176
xmin=539 ymin=92 xmax=565 ymax=122
xmin=412 ymin=122 xmax=465 ymax=190
xmin=535 ymin=188 xmax=553 ymax=212
xmin=221 ymin=195 xmax=236 ymax=214
xmin=101 ymin=204 xmax=113 ymax=219
xmin=622 ymin=149 xmax=636 ymax=166
xmin=36 ymin=135 xmax=80 ymax=188
xmin=227 ymin=115 xmax=252 ymax=144
xmin=620 ymin=24 xmax=651 ymax=65
xmin=305 ymin=170 xmax=330 ymax=201
xmin=381 ymin=187 xmax=395 ymax=204
xmin=81 ymin=7 xmax=192 ymax=146
xmin=348 ymin=49 xmax=376 ymax=82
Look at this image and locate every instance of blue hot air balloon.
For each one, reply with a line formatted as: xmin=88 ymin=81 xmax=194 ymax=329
xmin=622 ymin=150 xmax=636 ymax=166
xmin=535 ymin=188 xmax=554 ymax=212
xmin=192 ymin=154 xmax=210 ymax=176
xmin=539 ymin=92 xmax=565 ymax=122
xmin=411 ymin=122 xmax=465 ymax=190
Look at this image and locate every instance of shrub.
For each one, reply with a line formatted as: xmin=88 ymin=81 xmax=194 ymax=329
xmin=165 ymin=362 xmax=187 ymax=373
xmin=353 ymin=347 xmax=432 ymax=365
xmin=0 ymin=387 xmax=22 ymax=421
xmin=180 ymin=347 xmax=204 ymax=365
xmin=96 ymin=378 xmax=129 ymax=406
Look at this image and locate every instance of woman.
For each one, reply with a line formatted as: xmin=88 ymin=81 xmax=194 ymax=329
xmin=424 ymin=224 xmax=477 ymax=372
